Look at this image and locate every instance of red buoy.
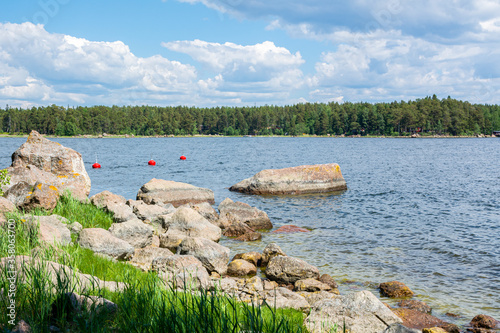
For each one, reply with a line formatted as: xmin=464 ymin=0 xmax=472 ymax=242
xmin=180 ymin=155 xmax=186 ymax=160
xmin=92 ymin=163 xmax=101 ymax=169
xmin=148 ymin=160 xmax=156 ymax=166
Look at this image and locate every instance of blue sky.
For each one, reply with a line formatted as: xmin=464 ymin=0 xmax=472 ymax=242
xmin=1 ymin=0 xmax=500 ymax=107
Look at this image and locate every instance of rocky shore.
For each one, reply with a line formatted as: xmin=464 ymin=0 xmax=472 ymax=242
xmin=1 ymin=131 xmax=498 ymax=333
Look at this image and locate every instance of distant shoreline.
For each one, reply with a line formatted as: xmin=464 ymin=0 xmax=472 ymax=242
xmin=0 ymin=133 xmax=497 ymax=139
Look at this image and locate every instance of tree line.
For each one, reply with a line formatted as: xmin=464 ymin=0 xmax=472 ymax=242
xmin=1 ymin=95 xmax=499 ymax=137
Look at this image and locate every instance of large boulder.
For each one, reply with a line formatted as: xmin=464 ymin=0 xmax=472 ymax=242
xmin=177 ymin=237 xmax=230 ymax=275
xmin=108 ymin=219 xmax=153 ymax=248
xmin=3 ymin=131 xmax=91 ymax=201
xmin=24 ymin=215 xmax=72 ymax=246
xmin=266 ymin=255 xmax=319 ymax=284
xmin=218 ymin=198 xmax=272 ymax=230
xmin=189 ymin=202 xmax=220 ymax=227
xmin=164 ymin=206 xmax=222 ymax=242
xmin=261 ymin=242 xmax=286 ymax=266
xmin=132 ymin=201 xmax=174 ymax=222
xmin=305 ymin=290 xmax=402 ymax=333
xmin=229 ymin=163 xmax=347 ymax=195
xmin=469 ymin=314 xmax=500 ymax=330
xmin=78 ymin=228 xmax=134 ymax=260
xmin=391 ymin=308 xmax=459 ymax=332
xmin=227 ymin=259 xmax=257 ymax=277
xmin=152 ymin=254 xmax=204 ymax=275
xmin=137 ymin=179 xmax=214 ymax=207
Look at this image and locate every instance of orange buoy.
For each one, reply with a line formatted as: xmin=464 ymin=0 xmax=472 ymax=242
xmin=148 ymin=159 xmax=156 ymax=166
xmin=180 ymin=155 xmax=186 ymax=160
xmin=92 ymin=163 xmax=101 ymax=169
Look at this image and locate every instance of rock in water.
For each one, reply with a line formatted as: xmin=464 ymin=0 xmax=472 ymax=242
xmin=218 ymin=198 xmax=272 ymax=230
xmin=229 ymin=163 xmax=347 ymax=195
xmin=4 ymin=131 xmax=91 ymax=201
xmin=137 ymin=178 xmax=214 ymax=207
xmin=305 ymin=290 xmax=402 ymax=333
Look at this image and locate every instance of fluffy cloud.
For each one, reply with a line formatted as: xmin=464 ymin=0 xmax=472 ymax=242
xmin=162 ymin=40 xmax=304 ymax=92
xmin=0 ymin=22 xmax=200 ymax=107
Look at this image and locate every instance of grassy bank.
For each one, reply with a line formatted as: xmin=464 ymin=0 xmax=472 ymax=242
xmin=0 ymin=196 xmax=310 ymax=333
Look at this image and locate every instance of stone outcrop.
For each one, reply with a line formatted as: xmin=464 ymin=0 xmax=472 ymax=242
xmin=108 ymin=219 xmax=153 ymax=248
xmin=78 ymin=228 xmax=134 ymax=260
xmin=177 ymin=237 xmax=230 ymax=275
xmin=380 ymin=281 xmax=415 ymax=298
xmin=218 ymin=198 xmax=272 ymax=230
xmin=229 ymin=163 xmax=347 ymax=195
xmin=266 ymin=255 xmax=320 ymax=284
xmin=305 ymin=290 xmax=402 ymax=333
xmin=137 ymin=178 xmax=214 ymax=207
xmin=3 ymin=131 xmax=91 ymax=201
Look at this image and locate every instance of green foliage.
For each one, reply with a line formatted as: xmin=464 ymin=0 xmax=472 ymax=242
xmin=1 ymin=97 xmax=499 ymax=137
xmin=0 ymin=168 xmax=10 ymax=196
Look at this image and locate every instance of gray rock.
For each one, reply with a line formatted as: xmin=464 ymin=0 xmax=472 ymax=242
xmin=159 ymin=229 xmax=188 ymax=252
xmin=261 ymin=242 xmax=286 ymax=266
xmin=189 ymin=202 xmax=220 ymax=227
xmin=52 ymin=292 xmax=117 ymax=318
xmin=90 ymin=191 xmax=126 ymax=209
xmin=178 ymin=237 xmax=230 ymax=275
xmin=152 ymin=254 xmax=205 ymax=275
xmin=229 ymin=164 xmax=347 ymax=195
xmin=218 ymin=198 xmax=272 ymax=230
xmin=133 ymin=201 xmax=172 ymax=222
xmin=304 ymin=290 xmax=402 ymax=333
xmin=297 ymin=291 xmax=338 ymax=307
xmin=137 ymin=178 xmax=215 ymax=207
xmin=107 ymin=202 xmax=136 ymax=223
xmin=260 ymin=287 xmax=310 ymax=311
xmin=78 ymin=228 xmax=134 ymax=260
xmin=24 ymin=215 xmax=72 ymax=246
xmin=129 ymin=246 xmax=174 ymax=271
xmin=108 ymin=219 xmax=153 ymax=248
xmin=165 ymin=206 xmax=222 ymax=242
xmin=0 ymin=197 xmax=16 ymax=214
xmin=171 ymin=265 xmax=211 ymax=290
xmin=266 ymin=255 xmax=319 ymax=284
xmin=223 ymin=220 xmax=255 ymax=237
xmin=215 ymin=277 xmax=239 ymax=294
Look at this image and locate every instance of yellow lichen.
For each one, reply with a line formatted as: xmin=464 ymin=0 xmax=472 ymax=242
xmin=58 ymin=160 xmax=63 ymax=164
xmin=57 ymin=175 xmax=68 ymax=178
xmin=37 ymin=183 xmax=42 ymax=190
xmin=49 ymin=185 xmax=58 ymax=191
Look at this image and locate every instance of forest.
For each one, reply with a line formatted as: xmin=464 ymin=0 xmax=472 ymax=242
xmin=1 ymin=95 xmax=499 ymax=137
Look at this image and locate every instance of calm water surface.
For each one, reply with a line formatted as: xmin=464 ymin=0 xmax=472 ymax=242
xmin=1 ymin=137 xmax=499 ymax=324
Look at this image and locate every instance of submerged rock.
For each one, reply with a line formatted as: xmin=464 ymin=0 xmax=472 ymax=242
xmin=229 ymin=163 xmax=347 ymax=195
xmin=379 ymin=281 xmax=415 ymax=298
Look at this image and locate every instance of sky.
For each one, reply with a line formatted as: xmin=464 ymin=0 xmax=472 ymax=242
xmin=1 ymin=0 xmax=500 ymax=108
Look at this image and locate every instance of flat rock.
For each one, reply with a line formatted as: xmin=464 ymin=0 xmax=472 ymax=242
xmin=108 ymin=219 xmax=153 ymax=248
xmin=229 ymin=163 xmax=347 ymax=195
xmin=227 ymin=259 xmax=257 ymax=277
xmin=78 ymin=228 xmax=134 ymax=260
xmin=137 ymin=178 xmax=214 ymax=207
xmin=398 ymin=299 xmax=432 ymax=314
xmin=305 ymin=290 xmax=402 ymax=333
xmin=380 ymin=281 xmax=415 ymax=298
xmin=4 ymin=131 xmax=91 ymax=201
xmin=391 ymin=308 xmax=459 ymax=332
xmin=266 ymin=255 xmax=319 ymax=284
xmin=218 ymin=198 xmax=272 ymax=230
xmin=178 ymin=237 xmax=230 ymax=275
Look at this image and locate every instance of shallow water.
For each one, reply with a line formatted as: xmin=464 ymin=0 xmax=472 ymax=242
xmin=1 ymin=137 xmax=499 ymax=324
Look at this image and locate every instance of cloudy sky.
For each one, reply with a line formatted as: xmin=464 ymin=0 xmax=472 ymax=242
xmin=1 ymin=0 xmax=500 ymax=107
